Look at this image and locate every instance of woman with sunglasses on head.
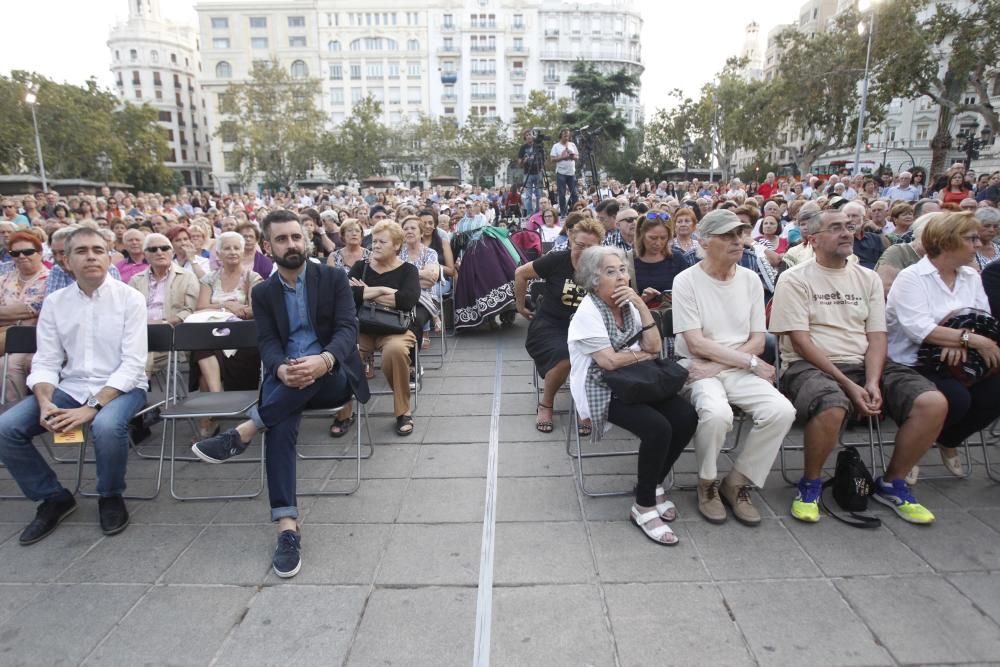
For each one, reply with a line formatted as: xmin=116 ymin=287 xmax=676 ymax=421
xmin=0 ymin=232 xmax=49 ymax=399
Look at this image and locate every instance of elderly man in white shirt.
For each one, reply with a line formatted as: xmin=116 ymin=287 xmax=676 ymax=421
xmin=673 ymin=210 xmax=796 ymax=526
xmin=0 ymin=227 xmax=148 ymax=546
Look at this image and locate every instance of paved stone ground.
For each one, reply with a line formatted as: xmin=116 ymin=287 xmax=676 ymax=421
xmin=1 ymin=321 xmax=999 ymax=666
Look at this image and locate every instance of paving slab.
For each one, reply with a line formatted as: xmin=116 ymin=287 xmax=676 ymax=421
xmin=605 ymin=582 xmax=755 ymax=666
xmin=497 ymin=442 xmax=573 ymax=477
xmin=0 ymin=583 xmax=47 ymax=626
xmin=785 ymin=517 xmax=932 ymax=577
xmin=490 ymin=584 xmax=616 ymax=666
xmin=496 ymin=476 xmax=582 ymax=522
xmin=162 ymin=523 xmax=273 ymax=585
xmin=947 ymin=572 xmax=1000 ymax=627
xmin=262 ymin=523 xmax=391 ymax=585
xmin=214 ymin=585 xmax=369 ymax=666
xmin=836 ymin=574 xmax=1000 ymax=664
xmin=398 ymin=477 xmax=486 ymax=523
xmin=0 ymin=583 xmax=148 ymax=665
xmin=376 ymin=523 xmax=481 ymax=585
xmin=329 ymin=443 xmax=419 ymax=479
xmin=883 ymin=510 xmax=1000 ymax=572
xmin=86 ymin=584 xmax=255 ymax=665
xmin=589 ymin=520 xmax=710 ymax=583
xmin=412 ymin=443 xmax=489 ymax=478
xmin=420 ymin=415 xmax=492 ymax=443
xmin=347 ymin=587 xmax=475 ymax=666
xmin=305 ymin=477 xmax=409 ymax=524
xmin=57 ymin=523 xmax=202 ymax=584
xmin=493 ymin=521 xmax=596 ymax=584
xmin=720 ymin=579 xmax=893 ymax=666
xmin=687 ymin=518 xmax=822 ymax=581
xmin=0 ymin=524 xmax=104 ymax=583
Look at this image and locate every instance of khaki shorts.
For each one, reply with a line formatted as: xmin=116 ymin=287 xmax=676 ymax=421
xmin=782 ymin=360 xmax=937 ymax=425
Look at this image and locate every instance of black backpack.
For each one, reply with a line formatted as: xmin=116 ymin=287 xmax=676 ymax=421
xmin=821 ymin=447 xmax=881 ymax=529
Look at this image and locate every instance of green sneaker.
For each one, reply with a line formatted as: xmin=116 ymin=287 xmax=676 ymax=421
xmin=872 ymin=477 xmax=935 ymax=525
xmin=791 ymin=478 xmax=822 ymax=523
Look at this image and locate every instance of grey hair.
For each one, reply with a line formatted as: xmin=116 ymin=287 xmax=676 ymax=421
xmin=975 ymin=207 xmax=1000 ymax=225
xmin=50 ymin=225 xmax=79 ymax=244
xmin=64 ymin=226 xmax=106 ymax=253
xmin=143 ymin=233 xmax=170 ymax=250
xmin=575 ymin=245 xmax=626 ymax=292
xmin=216 ymin=230 xmax=245 ymax=253
xmin=797 ymin=202 xmax=824 ymax=235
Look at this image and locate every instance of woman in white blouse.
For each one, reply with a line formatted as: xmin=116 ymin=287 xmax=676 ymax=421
xmin=887 ymin=211 xmax=1000 ymax=480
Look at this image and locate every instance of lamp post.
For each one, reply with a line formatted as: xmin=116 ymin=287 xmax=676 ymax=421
xmin=682 ymin=140 xmax=693 ymax=182
xmin=96 ymin=152 xmax=112 ymax=187
xmin=853 ymin=0 xmax=879 ymax=177
xmin=24 ymin=83 xmax=48 ymax=192
xmin=955 ymin=123 xmax=995 ymax=169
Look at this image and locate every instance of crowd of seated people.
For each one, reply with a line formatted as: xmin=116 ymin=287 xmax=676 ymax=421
xmin=0 ymin=167 xmax=997 ymax=568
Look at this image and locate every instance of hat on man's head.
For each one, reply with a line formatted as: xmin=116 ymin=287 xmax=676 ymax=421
xmin=697 ymin=209 xmax=748 ymax=237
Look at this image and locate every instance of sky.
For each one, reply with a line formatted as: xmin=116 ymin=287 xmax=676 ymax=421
xmin=1 ymin=0 xmax=803 ymax=117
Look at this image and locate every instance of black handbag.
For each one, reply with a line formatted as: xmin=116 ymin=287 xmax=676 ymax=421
xmin=356 ymin=263 xmax=413 ymax=335
xmin=602 ymin=328 xmax=688 ymax=403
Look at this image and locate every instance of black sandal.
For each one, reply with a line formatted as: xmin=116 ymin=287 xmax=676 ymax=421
xmin=395 ymin=414 xmax=414 ymax=436
xmin=329 ymin=414 xmax=356 ymax=438
xmin=536 ymin=403 xmax=554 ymax=433
xmin=577 ymin=420 xmax=593 ymax=437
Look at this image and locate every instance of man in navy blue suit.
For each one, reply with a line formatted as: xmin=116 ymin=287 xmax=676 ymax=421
xmin=193 ymin=209 xmax=369 ymax=578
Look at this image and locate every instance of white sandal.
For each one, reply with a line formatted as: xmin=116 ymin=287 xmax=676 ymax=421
xmin=654 ymin=485 xmax=677 ymax=522
xmin=630 ymin=505 xmax=678 ymax=546
xmin=939 ymin=448 xmax=964 ymax=477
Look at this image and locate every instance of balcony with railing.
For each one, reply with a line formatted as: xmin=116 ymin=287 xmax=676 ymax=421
xmin=470 ymin=69 xmax=497 ymax=78
xmin=543 ymin=74 xmax=560 ymax=83
xmin=511 ymin=21 xmax=525 ymax=32
xmin=510 ymin=69 xmax=526 ymax=79
xmin=509 ymin=93 xmax=525 ymax=103
xmin=437 ymin=45 xmax=460 ymax=56
xmin=441 ymin=72 xmax=458 ymax=84
xmin=470 ymin=92 xmax=496 ymax=100
xmin=507 ymin=46 xmax=528 ymax=56
xmin=441 ymin=93 xmax=457 ymax=103
xmin=470 ymin=45 xmax=496 ymax=52
xmin=544 ymin=29 xmax=559 ymax=37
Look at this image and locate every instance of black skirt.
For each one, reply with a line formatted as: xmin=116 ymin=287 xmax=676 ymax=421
xmin=525 ymin=314 xmax=570 ymax=378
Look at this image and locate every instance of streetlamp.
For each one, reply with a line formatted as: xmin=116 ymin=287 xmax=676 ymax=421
xmin=853 ymin=0 xmax=881 ymax=177
xmin=955 ymin=123 xmax=995 ymax=169
xmin=682 ymin=140 xmax=694 ymax=182
xmin=96 ymin=152 xmax=112 ymax=187
xmin=24 ymin=82 xmax=48 ymax=192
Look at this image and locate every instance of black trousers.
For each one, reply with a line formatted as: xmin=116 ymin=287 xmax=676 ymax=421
xmin=607 ymin=394 xmax=698 ymax=506
xmin=919 ymin=370 xmax=1000 ymax=447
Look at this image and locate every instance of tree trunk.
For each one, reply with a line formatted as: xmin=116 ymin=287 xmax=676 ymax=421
xmin=928 ymin=103 xmax=954 ymax=181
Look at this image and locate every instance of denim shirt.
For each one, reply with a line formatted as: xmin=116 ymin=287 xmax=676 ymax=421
xmin=279 ymin=270 xmax=322 ymax=360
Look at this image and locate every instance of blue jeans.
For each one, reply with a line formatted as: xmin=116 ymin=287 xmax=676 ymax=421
xmin=0 ymin=387 xmax=147 ymax=500
xmin=556 ymin=173 xmax=577 ymax=217
xmin=249 ymin=369 xmax=351 ymax=522
xmin=523 ymin=173 xmax=542 ymax=217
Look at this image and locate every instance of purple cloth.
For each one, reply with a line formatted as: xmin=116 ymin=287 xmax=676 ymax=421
xmin=116 ymin=257 xmax=149 ymax=284
xmin=252 ymin=251 xmax=273 ymax=277
xmin=454 ymin=235 xmax=520 ymax=330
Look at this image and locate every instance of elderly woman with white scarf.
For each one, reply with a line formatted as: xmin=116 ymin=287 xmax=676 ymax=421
xmin=567 ymin=245 xmax=698 ymax=546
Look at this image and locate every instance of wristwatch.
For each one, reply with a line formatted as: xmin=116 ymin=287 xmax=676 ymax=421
xmin=960 ymin=329 xmax=971 ymax=349
xmin=85 ymin=396 xmax=103 ymax=411
xmin=748 ymin=354 xmax=759 ymax=371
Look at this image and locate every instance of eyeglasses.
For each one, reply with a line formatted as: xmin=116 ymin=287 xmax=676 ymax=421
xmin=645 ymin=212 xmax=670 ymax=221
xmin=145 ymin=245 xmax=172 ymax=253
xmin=9 ymin=249 xmax=37 ymax=258
xmin=816 ymin=223 xmax=858 ymax=235
xmin=602 ymin=266 xmax=630 ymax=278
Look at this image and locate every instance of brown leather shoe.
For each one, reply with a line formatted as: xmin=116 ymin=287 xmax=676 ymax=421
xmin=697 ymin=478 xmax=727 ymax=524
xmin=720 ymin=471 xmax=761 ymax=526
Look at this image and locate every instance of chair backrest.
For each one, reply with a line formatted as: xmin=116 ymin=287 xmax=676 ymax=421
xmin=4 ymin=326 xmax=36 ymax=355
xmin=172 ymin=320 xmax=258 ymax=352
xmin=147 ymin=323 xmax=174 ymax=353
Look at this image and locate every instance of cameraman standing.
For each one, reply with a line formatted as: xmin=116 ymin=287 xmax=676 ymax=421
xmin=517 ymin=129 xmax=543 ymax=218
xmin=549 ymin=129 xmax=579 ymax=218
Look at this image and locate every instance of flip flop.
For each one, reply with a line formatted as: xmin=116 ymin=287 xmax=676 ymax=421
xmin=536 ymin=403 xmax=554 ymax=433
xmin=329 ymin=414 xmax=356 ymax=438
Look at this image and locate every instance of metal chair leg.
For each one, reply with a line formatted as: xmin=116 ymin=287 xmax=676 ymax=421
xmin=168 ymin=419 xmax=265 ymax=501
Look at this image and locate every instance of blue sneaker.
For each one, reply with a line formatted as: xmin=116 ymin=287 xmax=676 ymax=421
xmin=791 ymin=477 xmax=822 ymax=523
xmin=191 ymin=429 xmax=248 ymax=464
xmin=272 ymin=530 xmax=302 ymax=578
xmin=872 ymin=477 xmax=935 ymax=524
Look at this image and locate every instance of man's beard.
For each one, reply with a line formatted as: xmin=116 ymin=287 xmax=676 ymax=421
xmin=274 ymin=249 xmax=306 ymax=269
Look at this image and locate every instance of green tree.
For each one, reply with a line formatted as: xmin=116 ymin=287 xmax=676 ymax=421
xmin=320 ymin=96 xmax=389 ymax=181
xmin=218 ymin=59 xmax=325 ymax=190
xmin=511 ymin=91 xmax=570 ymax=139
xmin=870 ymin=0 xmax=1000 ymax=177
xmin=112 ymin=103 xmax=174 ymax=192
xmin=641 ymin=90 xmax=707 ymax=176
xmin=564 ymin=61 xmax=640 ymax=142
xmin=455 ymin=113 xmax=515 ymax=186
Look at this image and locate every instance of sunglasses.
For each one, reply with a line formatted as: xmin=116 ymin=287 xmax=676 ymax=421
xmin=145 ymin=245 xmax=172 ymax=253
xmin=9 ymin=248 xmax=38 ymax=258
xmin=645 ymin=212 xmax=670 ymax=221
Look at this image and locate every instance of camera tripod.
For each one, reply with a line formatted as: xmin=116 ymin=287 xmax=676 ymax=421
xmin=520 ymin=140 xmax=550 ymax=218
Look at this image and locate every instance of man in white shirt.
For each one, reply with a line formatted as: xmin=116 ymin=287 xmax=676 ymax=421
xmin=550 ymin=129 xmax=579 ymax=217
xmin=0 ymin=227 xmax=148 ymax=545
xmin=883 ymin=171 xmax=921 ymax=202
xmin=673 ymin=209 xmax=795 ymax=526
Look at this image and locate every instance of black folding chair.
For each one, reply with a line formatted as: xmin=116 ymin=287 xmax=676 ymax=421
xmin=160 ymin=321 xmax=264 ymax=501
